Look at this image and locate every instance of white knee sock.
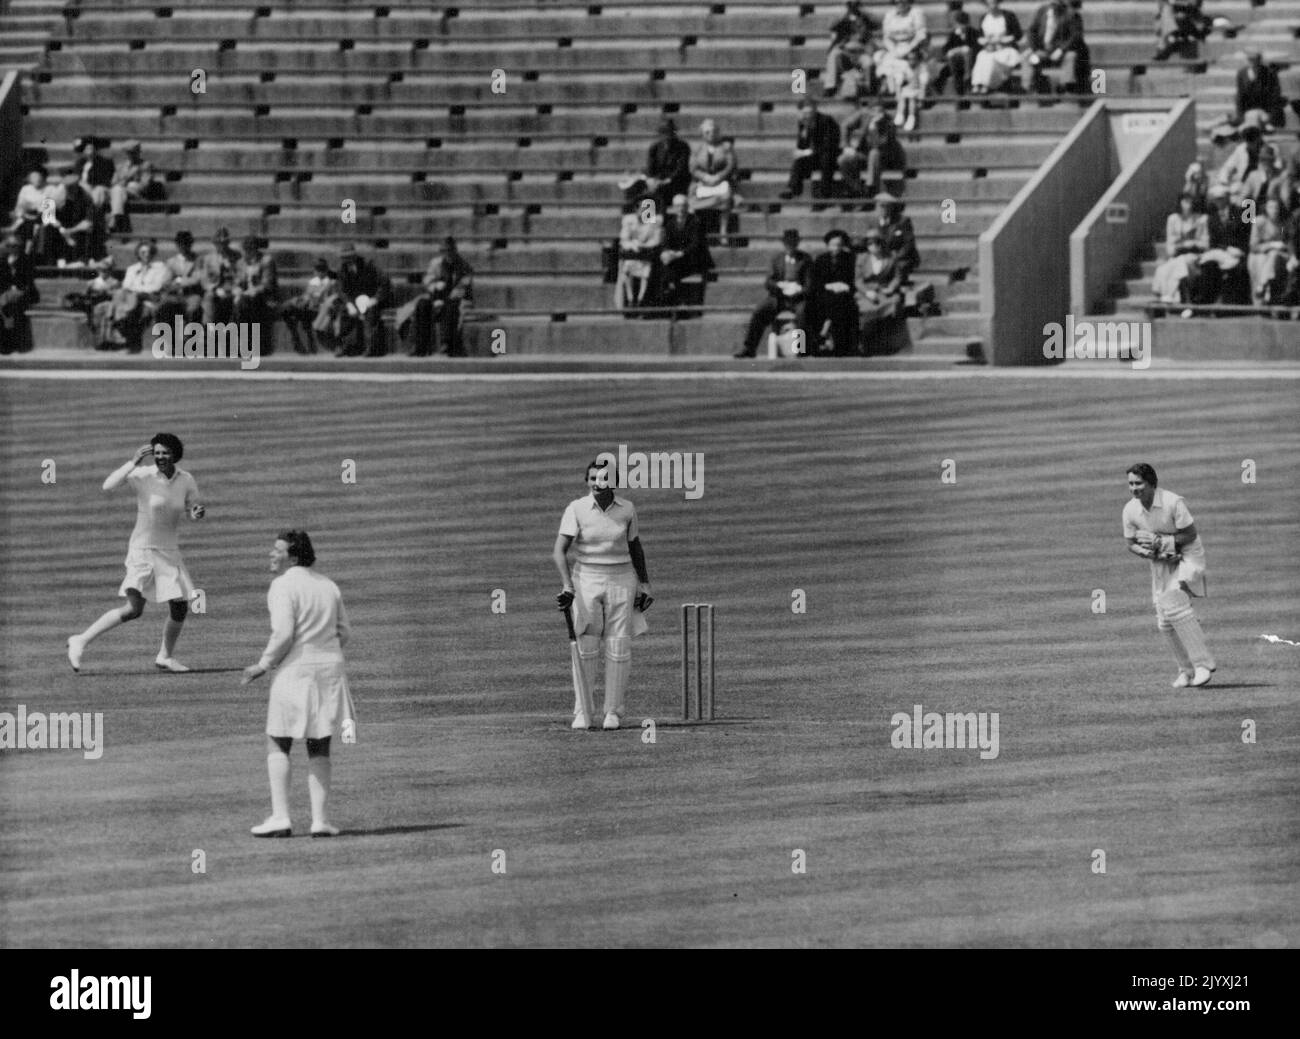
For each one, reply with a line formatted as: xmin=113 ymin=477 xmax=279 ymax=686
xmin=267 ymin=751 xmax=291 ymax=822
xmin=307 ymin=756 xmax=331 ymax=827
xmin=1160 ymin=589 xmax=1216 ymax=670
xmin=603 ymin=637 xmax=631 ymax=717
xmin=1160 ymin=625 xmax=1193 ymax=673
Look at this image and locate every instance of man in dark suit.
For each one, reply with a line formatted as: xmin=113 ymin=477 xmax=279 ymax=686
xmin=0 ymin=234 xmax=39 ymax=353
xmin=32 ymin=165 xmax=97 ymax=267
xmin=735 ymin=228 xmax=812 ymax=358
xmin=1021 ymin=0 xmax=1089 ymax=94
xmin=406 ymin=235 xmax=474 ymax=356
xmin=780 ymin=98 xmax=842 ymax=200
xmin=335 ymin=243 xmax=388 ymax=356
xmin=875 ymin=194 xmax=920 ymax=282
xmin=656 ymin=193 xmax=711 ymax=311
xmin=1234 ymin=50 xmax=1287 ymax=130
xmin=809 ymin=229 xmax=858 ymax=355
xmin=643 ymin=119 xmax=693 ymax=215
xmin=1197 ymin=185 xmax=1251 ymax=305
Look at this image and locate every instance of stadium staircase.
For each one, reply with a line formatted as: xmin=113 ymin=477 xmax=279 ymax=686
xmin=6 ymin=0 xmax=1288 ymax=359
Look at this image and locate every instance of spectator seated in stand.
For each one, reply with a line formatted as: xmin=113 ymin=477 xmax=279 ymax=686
xmin=281 ymin=257 xmax=337 ymax=354
xmin=780 ymin=98 xmax=842 ymax=201
xmin=615 ymin=193 xmax=663 ymax=315
xmin=1197 ymin=184 xmax=1251 ymax=306
xmin=689 ymin=119 xmax=739 ymax=246
xmin=1021 ymin=0 xmax=1090 ymax=94
xmin=855 ymin=228 xmax=908 ymax=355
xmin=234 ymin=235 xmax=279 ymax=355
xmin=156 ymin=230 xmax=203 ymax=328
xmin=809 ymin=228 xmax=859 ymax=356
xmin=875 ymin=0 xmax=930 ymax=131
xmin=395 ymin=235 xmax=474 ymax=355
xmin=656 ymin=193 xmax=711 ymax=315
xmin=32 ymin=165 xmax=99 ymax=268
xmin=7 ymin=167 xmax=53 ymax=249
xmin=74 ymin=136 xmax=115 ymax=219
xmin=1247 ymin=195 xmax=1291 ymax=305
xmin=198 ymin=226 xmax=241 ymax=323
xmin=1151 ymin=192 xmax=1209 ymax=313
xmin=839 ymin=101 xmax=906 ymax=199
xmin=642 ymin=118 xmax=693 ymax=215
xmin=108 ymin=141 xmax=166 ymax=235
xmin=63 ymin=256 xmax=118 ymax=330
xmin=824 ymin=1 xmax=879 ymax=100
xmin=971 ymin=0 xmax=1024 ymax=96
xmin=1215 ymin=115 xmax=1265 ymax=207
xmin=332 ymin=243 xmax=389 ymax=356
xmin=1154 ymin=0 xmax=1239 ymax=63
xmin=933 ymin=8 xmax=980 ymax=97
xmin=0 ymin=234 xmax=39 ymax=354
xmin=734 ymin=228 xmax=811 ymax=358
xmin=94 ymin=238 xmax=171 ymax=352
xmin=1182 ymin=160 xmax=1210 ymax=211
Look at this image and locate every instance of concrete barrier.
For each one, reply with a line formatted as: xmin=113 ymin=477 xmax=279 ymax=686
xmin=0 ymin=70 xmax=23 ymax=213
xmin=979 ymin=101 xmax=1116 ymax=366
xmin=1071 ymin=99 xmax=1197 ymax=317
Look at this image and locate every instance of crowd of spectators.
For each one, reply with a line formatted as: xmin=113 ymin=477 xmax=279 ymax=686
xmin=1152 ymin=139 xmax=1300 ymax=314
xmin=821 ymin=1 xmax=1093 ymax=113
xmin=733 ymin=194 xmax=924 ymax=358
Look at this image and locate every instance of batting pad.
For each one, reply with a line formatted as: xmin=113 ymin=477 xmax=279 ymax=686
xmin=603 ymin=637 xmax=631 ymax=717
xmin=578 ymin=635 xmax=600 ymax=694
xmin=1159 ymin=588 xmax=1216 ymax=670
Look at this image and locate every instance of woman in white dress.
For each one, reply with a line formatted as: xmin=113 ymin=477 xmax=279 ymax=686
xmin=971 ymin=0 xmax=1024 ymax=94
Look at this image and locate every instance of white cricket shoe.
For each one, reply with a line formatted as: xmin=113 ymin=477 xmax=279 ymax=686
xmin=1189 ymin=666 xmax=1214 ymax=687
xmin=1171 ymin=670 xmax=1193 ymax=688
xmin=903 ymin=112 xmax=917 ymax=132
xmin=571 ymin=713 xmax=592 ymax=730
xmin=67 ymin=636 xmax=84 ymax=672
xmin=155 ymin=655 xmax=191 ymax=673
xmin=250 ymin=817 xmax=292 ymax=838
xmin=602 ymin=713 xmax=621 ymax=730
xmin=310 ymin=822 xmax=340 ymax=838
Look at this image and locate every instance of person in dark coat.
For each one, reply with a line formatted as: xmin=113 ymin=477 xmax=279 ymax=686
xmin=0 ymin=234 xmax=39 ymax=353
xmin=735 ymin=228 xmax=813 ymax=358
xmin=809 ymin=229 xmax=858 ymax=355
xmin=643 ymin=119 xmax=693 ymax=215
xmin=781 ymin=98 xmax=842 ymax=200
xmin=656 ymin=193 xmax=711 ymax=311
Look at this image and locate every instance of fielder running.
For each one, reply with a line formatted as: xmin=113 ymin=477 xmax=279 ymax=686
xmin=67 ymin=433 xmax=205 ymax=673
xmin=1122 ymin=463 xmax=1217 ymax=687
xmin=242 ymin=530 xmax=356 ymax=837
xmin=552 ymin=459 xmax=653 ymax=730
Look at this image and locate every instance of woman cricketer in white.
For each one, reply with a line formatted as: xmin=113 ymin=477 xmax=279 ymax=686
xmin=67 ymin=433 xmax=204 ymax=673
xmin=242 ymin=530 xmax=356 ymax=837
xmin=553 ymin=459 xmax=653 ymax=730
xmin=1123 ymin=463 xmax=1217 ymax=688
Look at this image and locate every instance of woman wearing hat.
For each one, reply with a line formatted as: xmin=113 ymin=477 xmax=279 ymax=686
xmin=810 ymin=228 xmax=858 ymax=355
xmin=688 ymin=120 xmax=737 ymax=245
xmin=855 ymin=228 xmax=908 ymax=354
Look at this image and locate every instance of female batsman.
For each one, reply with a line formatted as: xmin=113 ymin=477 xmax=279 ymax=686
xmin=553 ymin=459 xmax=653 ymax=730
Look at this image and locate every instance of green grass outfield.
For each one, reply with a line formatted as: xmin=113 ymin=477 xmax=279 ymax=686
xmin=1 ymin=373 xmax=1297 ymax=948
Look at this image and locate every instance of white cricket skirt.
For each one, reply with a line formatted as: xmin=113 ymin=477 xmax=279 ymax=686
xmin=119 ymin=547 xmax=195 ymax=603
xmin=266 ymin=659 xmax=357 ymax=740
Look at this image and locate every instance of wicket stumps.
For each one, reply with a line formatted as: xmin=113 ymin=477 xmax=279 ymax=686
xmin=680 ymin=603 xmax=715 ymax=721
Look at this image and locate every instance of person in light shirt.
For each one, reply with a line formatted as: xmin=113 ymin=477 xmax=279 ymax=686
xmin=242 ymin=530 xmax=356 ymax=838
xmin=109 ymin=237 xmax=172 ymax=350
xmin=1122 ymin=463 xmax=1216 ymax=688
xmin=553 ymin=460 xmax=653 ymax=730
xmin=68 ymin=433 xmax=205 ymax=674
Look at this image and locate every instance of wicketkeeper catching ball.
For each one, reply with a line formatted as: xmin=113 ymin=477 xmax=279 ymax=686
xmin=1123 ymin=463 xmax=1217 ymax=688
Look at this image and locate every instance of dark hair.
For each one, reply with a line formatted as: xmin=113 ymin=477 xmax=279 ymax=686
xmin=1126 ymin=463 xmax=1158 ymax=487
xmin=151 ymin=432 xmax=184 ymax=461
xmin=278 ymin=529 xmax=316 ymax=567
xmin=586 ymin=457 xmax=617 ymax=485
